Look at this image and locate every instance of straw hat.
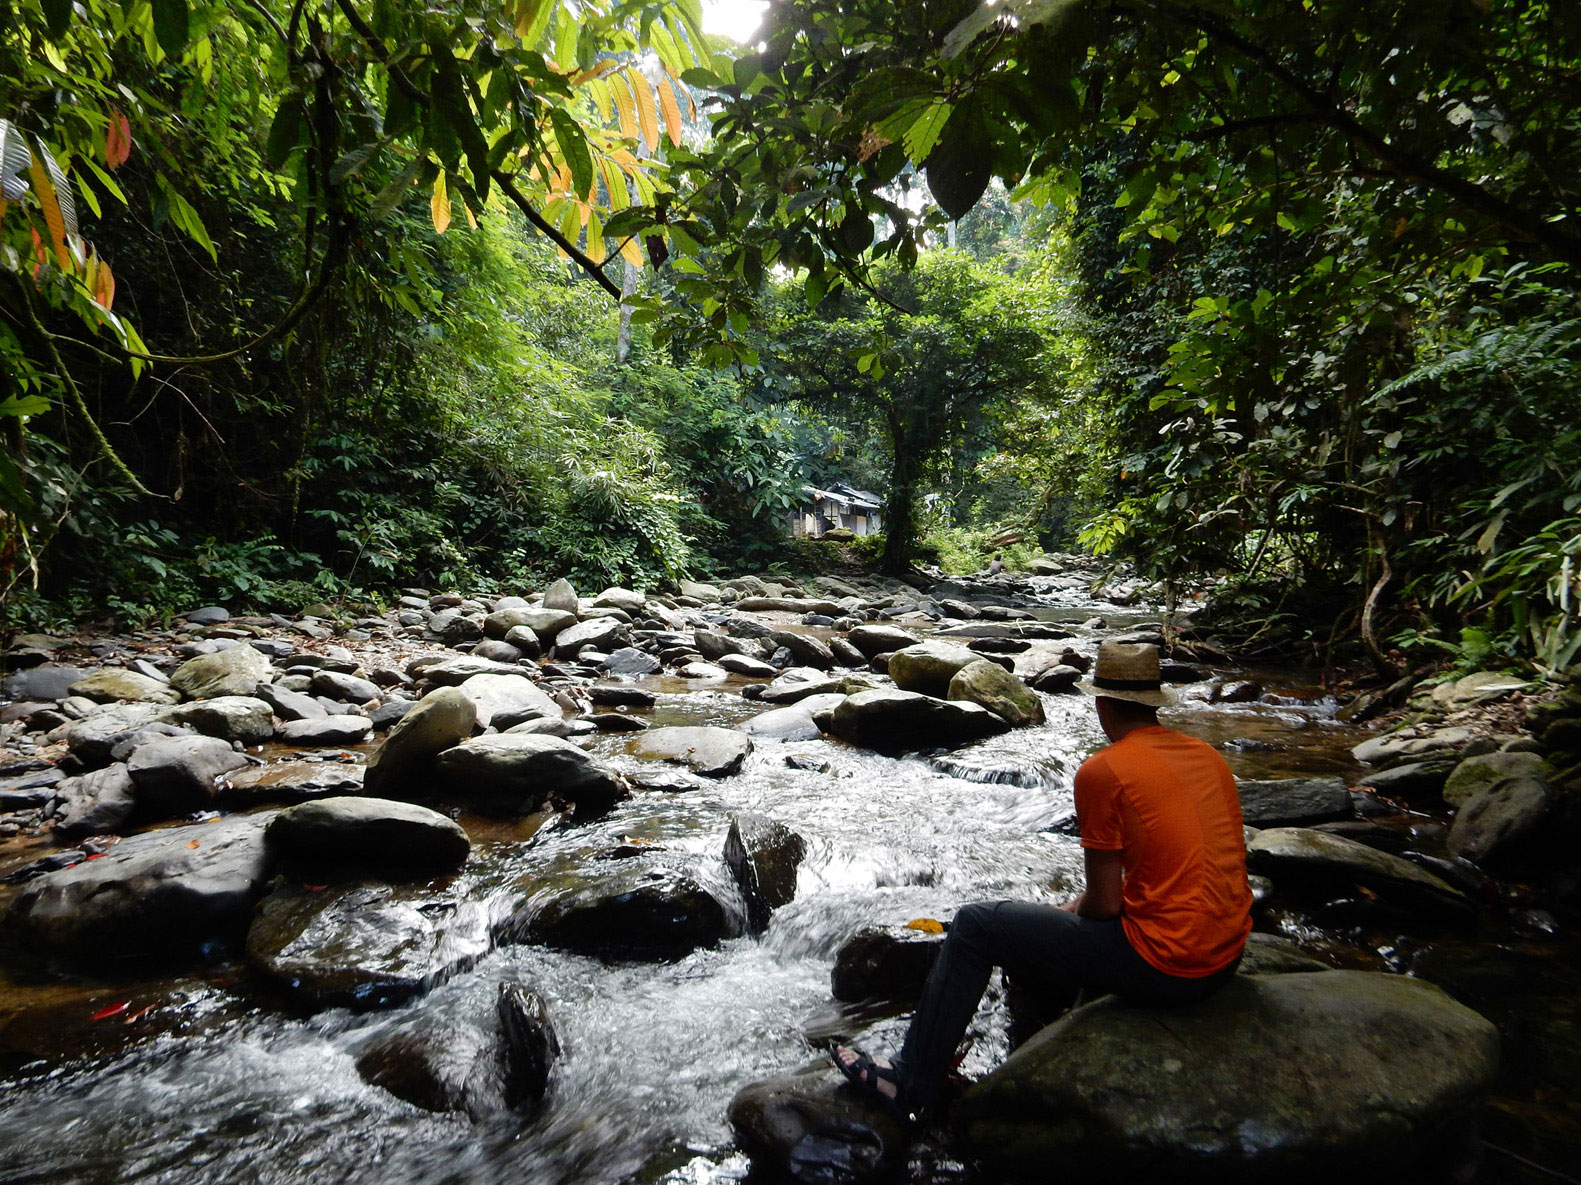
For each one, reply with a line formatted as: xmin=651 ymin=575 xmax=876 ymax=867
xmin=1077 ymin=641 xmax=1175 ymax=708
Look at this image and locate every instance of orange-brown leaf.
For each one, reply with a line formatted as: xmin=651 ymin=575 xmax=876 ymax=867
xmin=630 ymin=70 xmax=659 ymax=153
xmin=431 ymin=174 xmax=451 ymax=234
xmin=611 ymin=74 xmax=638 ymax=142
xmin=27 ymin=150 xmax=70 ymax=269
xmin=105 ymin=110 xmax=133 ymax=169
xmin=658 ymin=75 xmax=684 ymax=146
xmin=95 ymin=257 xmax=115 ymax=310
xmin=905 ymin=918 xmax=945 ymax=934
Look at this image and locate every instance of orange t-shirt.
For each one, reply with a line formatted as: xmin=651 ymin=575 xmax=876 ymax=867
xmin=1072 ymin=725 xmax=1252 ymax=977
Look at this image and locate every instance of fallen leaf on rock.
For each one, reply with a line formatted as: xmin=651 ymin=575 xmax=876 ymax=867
xmin=125 ymin=1004 xmax=157 ymax=1024
xmin=187 ymin=839 xmax=201 ymax=849
xmin=304 ymin=884 xmax=328 ymax=891
xmin=906 ymin=918 xmax=945 ymax=934
xmin=91 ymin=1001 xmax=130 ymax=1021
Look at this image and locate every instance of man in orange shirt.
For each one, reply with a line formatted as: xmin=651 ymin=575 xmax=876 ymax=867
xmin=834 ymin=642 xmax=1252 ymax=1120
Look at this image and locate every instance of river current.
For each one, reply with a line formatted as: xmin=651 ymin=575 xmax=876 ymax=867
xmin=4 ymin=584 xmax=1565 ymax=1185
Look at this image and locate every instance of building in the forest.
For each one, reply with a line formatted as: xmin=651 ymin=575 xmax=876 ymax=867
xmin=789 ymin=483 xmax=885 ymax=538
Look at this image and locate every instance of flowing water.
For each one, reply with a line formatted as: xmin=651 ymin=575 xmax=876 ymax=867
xmin=0 ymin=592 xmax=1572 ymax=1185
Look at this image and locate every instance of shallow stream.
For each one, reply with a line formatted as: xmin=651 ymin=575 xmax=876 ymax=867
xmin=0 ymin=592 xmax=1574 ymax=1185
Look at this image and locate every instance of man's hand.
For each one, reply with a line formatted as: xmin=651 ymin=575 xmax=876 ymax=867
xmin=1058 ymin=895 xmax=1082 ymax=914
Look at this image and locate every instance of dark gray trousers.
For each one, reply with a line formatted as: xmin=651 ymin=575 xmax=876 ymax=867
xmin=895 ymin=900 xmax=1239 ymax=1112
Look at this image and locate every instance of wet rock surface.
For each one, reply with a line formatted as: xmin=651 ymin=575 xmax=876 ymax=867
xmin=247 ymin=881 xmax=490 ymax=1011
xmin=628 ymin=725 xmax=754 ymax=777
xmin=953 ymin=971 xmax=1500 ymax=1181
xmin=265 ymin=797 xmax=470 ymax=877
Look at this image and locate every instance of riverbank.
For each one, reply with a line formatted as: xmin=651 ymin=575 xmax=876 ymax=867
xmin=0 ymin=559 xmax=1575 ymax=1183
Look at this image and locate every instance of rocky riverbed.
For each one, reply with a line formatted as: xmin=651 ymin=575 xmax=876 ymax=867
xmin=0 ymin=559 xmax=1576 ymax=1183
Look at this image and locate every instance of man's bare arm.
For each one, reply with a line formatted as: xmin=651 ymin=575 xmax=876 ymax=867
xmin=1061 ymin=849 xmax=1125 ymax=919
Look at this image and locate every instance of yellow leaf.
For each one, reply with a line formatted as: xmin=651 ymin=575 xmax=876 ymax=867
xmin=28 ymin=150 xmax=71 ymax=269
xmin=600 ymin=157 xmax=629 ymax=209
xmin=905 ymin=918 xmax=945 ymax=934
xmin=630 ymin=69 xmax=659 ymax=153
xmin=586 ymin=77 xmax=612 ymax=121
xmin=430 ymin=174 xmax=451 ymax=234
xmin=658 ymin=75 xmax=684 ymax=146
xmin=618 ymin=234 xmax=642 ymax=267
xmin=611 ymin=74 xmax=638 ymax=142
xmin=585 ymin=210 xmax=605 ymax=264
xmin=463 ymin=201 xmax=478 ymax=229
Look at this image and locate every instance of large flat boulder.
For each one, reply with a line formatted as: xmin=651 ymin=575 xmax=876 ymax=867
xmin=947 ymin=659 xmax=1045 ymax=727
xmin=629 ymin=726 xmax=754 ymax=777
xmin=266 ymin=796 xmax=470 ymax=877
xmin=953 ymin=971 xmax=1500 ymax=1182
xmin=158 ymin=696 xmax=275 ymax=745
xmin=68 ymin=669 xmax=180 ymax=706
xmin=1441 ymin=751 xmax=1552 ymax=807
xmin=4 ymin=814 xmax=275 ymax=964
xmin=456 ymin=673 xmax=559 ymax=730
xmin=729 ymin=1067 xmax=910 ymax=1185
xmin=826 ymin=689 xmax=1010 ymax=754
xmin=1246 ymin=827 xmax=1468 ymax=916
xmin=247 ymin=881 xmax=490 ymax=1011
xmin=363 ymin=687 xmax=477 ymax=799
xmin=887 ymin=640 xmax=981 ymax=696
xmin=168 ymin=644 xmax=274 ymax=699
xmin=125 ymin=734 xmax=250 ymax=817
xmin=432 ymin=733 xmax=625 ymax=815
xmin=52 ymin=764 xmax=138 ymax=839
xmin=1237 ymin=777 xmax=1352 ymax=828
xmin=503 ymin=858 xmax=735 ymax=961
xmin=845 ymin=624 xmax=920 ymax=658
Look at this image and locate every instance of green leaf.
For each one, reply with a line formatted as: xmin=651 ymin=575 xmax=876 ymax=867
xmin=150 ymin=0 xmax=190 ymax=59
xmin=902 ymin=101 xmax=952 ymax=163
xmin=0 ymin=394 xmax=50 ymax=418
xmin=548 ymin=107 xmax=593 ymax=200
xmin=264 ymin=98 xmax=306 ymax=169
xmin=924 ymin=107 xmax=993 ymax=221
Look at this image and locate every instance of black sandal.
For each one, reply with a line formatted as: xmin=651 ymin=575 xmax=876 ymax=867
xmin=829 ymin=1041 xmax=912 ymax=1122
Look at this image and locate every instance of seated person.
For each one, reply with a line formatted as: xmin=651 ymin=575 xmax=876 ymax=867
xmin=834 ymin=642 xmax=1253 ymax=1119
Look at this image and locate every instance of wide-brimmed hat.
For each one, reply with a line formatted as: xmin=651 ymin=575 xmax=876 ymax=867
xmin=1077 ymin=641 xmax=1175 ymax=708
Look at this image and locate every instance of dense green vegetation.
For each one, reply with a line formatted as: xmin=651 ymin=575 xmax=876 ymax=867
xmin=2 ymin=0 xmax=1578 ymax=679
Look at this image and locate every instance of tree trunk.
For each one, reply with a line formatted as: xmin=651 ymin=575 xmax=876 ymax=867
xmin=614 ymin=259 xmax=640 ymax=364
xmin=880 ymin=415 xmax=922 ymax=574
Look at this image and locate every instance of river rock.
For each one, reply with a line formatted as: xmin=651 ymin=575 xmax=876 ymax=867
xmin=772 ymin=632 xmax=836 ymax=670
xmin=456 ymin=673 xmax=558 ymax=730
xmin=694 ymin=629 xmax=750 ymax=661
xmin=1246 ymin=827 xmax=1468 ymax=916
xmin=52 ymin=764 xmax=138 ymax=839
xmin=741 ymin=705 xmax=825 ymax=742
xmin=540 ymin=578 xmax=578 ymax=612
xmin=729 ymin=1067 xmax=910 ymax=1185
xmin=433 ymin=734 xmax=625 ymax=815
xmin=364 ymin=687 xmax=477 ymax=799
xmin=255 ymin=682 xmax=328 ymax=722
xmin=277 ymin=715 xmax=373 ymax=747
xmin=601 ymin=646 xmax=661 ymax=676
xmin=1029 ymin=664 xmax=1082 ymax=693
xmin=629 ymin=726 xmax=754 ymax=777
xmin=759 ymin=670 xmax=843 ymax=704
xmin=482 ymin=608 xmax=534 ymax=641
xmin=4 ymin=814 xmax=274 ymax=963
xmin=507 ymin=859 xmax=734 ymax=961
xmin=248 ymin=881 xmax=489 ymax=1011
xmin=266 ymin=796 xmax=470 ymax=876
xmin=679 ymin=579 xmax=721 ymax=603
xmin=169 ymin=644 xmax=274 ymax=699
xmin=354 ymin=981 xmax=558 ymax=1119
xmin=418 ymin=657 xmax=524 ymax=686
xmin=826 ymin=689 xmax=1010 ymax=754
xmin=845 ymin=624 xmax=920 ymax=658
xmin=515 ymin=610 xmax=579 ymax=645
xmin=307 ymin=670 xmax=378 ymax=705
xmin=1237 ymin=777 xmax=1351 ymax=828
xmin=218 ymin=761 xmax=365 ymax=807
xmin=67 ymin=669 xmax=181 ymax=706
xmin=718 ymin=653 xmax=778 ymax=679
xmin=725 ymin=812 xmax=806 ymax=934
xmin=126 ymin=734 xmax=250 ymax=817
xmin=1446 ymin=776 xmax=1550 ymax=863
xmin=1352 ymin=726 xmax=1474 ymax=768
xmin=593 ymin=587 xmax=648 ymax=614
xmin=1356 ymin=756 xmax=1458 ymax=797
xmin=1431 ymin=670 xmax=1529 ymax=708
xmin=1237 ymin=932 xmax=1331 ymax=975
xmin=831 ymin=924 xmax=945 ymax=1003
xmin=736 ymin=596 xmax=842 ymax=615
xmin=159 ymin=696 xmax=275 ymax=744
xmin=946 ymin=659 xmax=1045 ymax=727
xmin=887 ymin=640 xmax=980 ymax=696
xmin=64 ymin=703 xmax=164 ymax=766
xmin=3 ymin=665 xmax=88 ymax=702
xmin=1441 ymin=750 xmax=1552 ymax=807
xmin=554 ymin=616 xmax=628 ymax=658
xmin=952 ymin=971 xmax=1500 ymax=1181
xmin=186 ymin=605 xmax=230 ymax=625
